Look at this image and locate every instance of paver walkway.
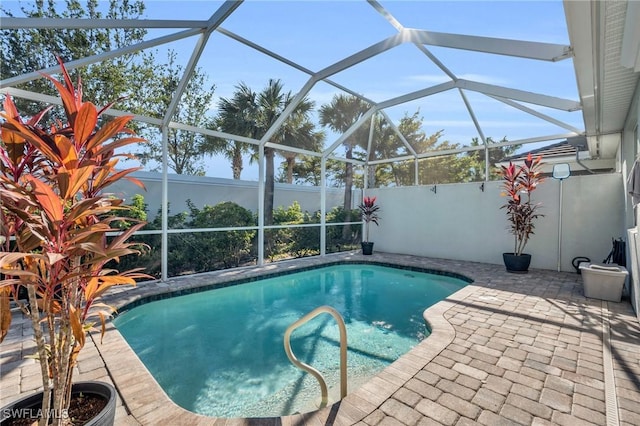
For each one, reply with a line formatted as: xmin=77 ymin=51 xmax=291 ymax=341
xmin=1 ymin=252 xmax=639 ymax=425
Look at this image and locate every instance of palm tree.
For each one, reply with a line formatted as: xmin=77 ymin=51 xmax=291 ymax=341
xmin=319 ymin=94 xmax=371 ymax=239
xmin=207 ymin=83 xmax=258 ymax=179
xmin=214 ymin=80 xmax=320 ymax=225
xmin=256 ymin=79 xmax=288 ymax=226
xmin=279 ymin=98 xmax=325 ymax=184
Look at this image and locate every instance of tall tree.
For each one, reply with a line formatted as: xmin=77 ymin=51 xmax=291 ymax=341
xmin=258 ymin=79 xmax=287 ymax=225
xmin=319 ymin=94 xmax=371 ymax=239
xmin=215 ymin=80 xmax=318 ymax=225
xmin=136 ymin=51 xmax=216 ymax=175
xmin=1 ymin=0 xmax=152 ymax=116
xmin=465 ymin=137 xmax=517 ymax=181
xmin=282 ymin=155 xmax=322 ymax=185
xmin=207 ymin=83 xmax=258 ymax=179
xmin=278 ymin=99 xmax=324 ymax=184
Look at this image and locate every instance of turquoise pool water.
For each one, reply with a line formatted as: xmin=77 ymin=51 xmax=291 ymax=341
xmin=114 ymin=264 xmax=468 ymax=418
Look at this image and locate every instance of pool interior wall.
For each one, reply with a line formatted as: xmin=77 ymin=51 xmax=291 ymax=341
xmin=112 ymin=260 xmax=471 ymax=418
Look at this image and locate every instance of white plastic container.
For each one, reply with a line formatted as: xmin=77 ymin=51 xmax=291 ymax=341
xmin=579 ymin=263 xmax=628 ymax=302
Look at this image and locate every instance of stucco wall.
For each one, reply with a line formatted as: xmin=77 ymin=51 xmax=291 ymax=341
xmin=108 ymin=171 xmax=356 ymax=218
xmin=367 ymin=173 xmax=624 ymax=272
xmin=110 ymin=172 xmax=625 ymax=272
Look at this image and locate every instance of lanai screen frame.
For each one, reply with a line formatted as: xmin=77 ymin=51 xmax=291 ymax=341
xmin=0 ymin=0 xmax=584 ymax=281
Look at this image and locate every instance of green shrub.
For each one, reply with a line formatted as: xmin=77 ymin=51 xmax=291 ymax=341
xmin=187 ymin=200 xmax=256 ymax=269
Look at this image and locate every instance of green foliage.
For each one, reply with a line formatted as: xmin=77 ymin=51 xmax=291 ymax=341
xmin=289 ymin=211 xmax=321 ymax=257
xmin=266 ymin=201 xmax=306 ymax=260
xmin=184 ymin=200 xmax=256 ymax=270
xmin=325 ymin=206 xmax=362 ymax=253
xmin=0 ymin=0 xmax=151 ymax=119
xmin=136 ymin=51 xmax=216 ymax=175
xmin=273 ymin=201 xmax=304 ymax=224
xmin=115 ymin=194 xmax=148 ymax=229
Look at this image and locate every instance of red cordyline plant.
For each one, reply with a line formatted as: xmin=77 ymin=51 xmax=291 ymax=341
xmin=499 ymin=153 xmax=545 ymax=256
xmin=0 ymin=58 xmax=150 ymax=425
xmin=358 ymin=196 xmax=380 ymax=243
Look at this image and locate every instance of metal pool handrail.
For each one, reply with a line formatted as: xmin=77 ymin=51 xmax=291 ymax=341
xmin=283 ymin=305 xmax=348 ymax=408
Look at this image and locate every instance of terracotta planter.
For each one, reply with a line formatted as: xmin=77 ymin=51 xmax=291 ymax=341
xmin=503 ymin=253 xmax=532 ymax=273
xmin=361 ymin=242 xmax=374 ymax=255
xmin=0 ymin=381 xmax=116 ymax=426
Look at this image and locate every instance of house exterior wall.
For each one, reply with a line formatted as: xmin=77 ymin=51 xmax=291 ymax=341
xmin=368 ymin=173 xmax=624 ymax=272
xmin=621 ymin=82 xmax=639 ymax=230
xmin=622 ymin=78 xmax=640 ymax=319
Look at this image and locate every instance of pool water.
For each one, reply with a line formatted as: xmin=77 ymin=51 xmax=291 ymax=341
xmin=114 ymin=264 xmax=467 ymax=418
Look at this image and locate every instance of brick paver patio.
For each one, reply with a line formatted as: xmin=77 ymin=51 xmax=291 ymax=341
xmin=1 ymin=252 xmax=639 ymax=425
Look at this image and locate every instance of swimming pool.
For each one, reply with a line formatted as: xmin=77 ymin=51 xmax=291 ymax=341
xmin=114 ymin=263 xmax=469 ymax=418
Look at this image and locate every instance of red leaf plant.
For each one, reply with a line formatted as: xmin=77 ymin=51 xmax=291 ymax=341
xmin=0 ymin=58 xmax=151 ymax=425
xmin=499 ymin=153 xmax=545 ymax=256
xmin=358 ymin=196 xmax=380 ymax=243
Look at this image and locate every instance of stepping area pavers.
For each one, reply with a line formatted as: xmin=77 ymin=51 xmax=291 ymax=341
xmin=1 ymin=252 xmax=639 ymax=425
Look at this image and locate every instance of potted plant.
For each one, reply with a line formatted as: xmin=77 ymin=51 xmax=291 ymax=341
xmin=0 ymin=59 xmax=149 ymax=425
xmin=358 ymin=196 xmax=380 ymax=255
xmin=499 ymin=153 xmax=545 ymax=273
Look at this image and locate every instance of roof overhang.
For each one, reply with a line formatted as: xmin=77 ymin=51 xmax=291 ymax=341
xmin=563 ymin=0 xmax=640 ymax=159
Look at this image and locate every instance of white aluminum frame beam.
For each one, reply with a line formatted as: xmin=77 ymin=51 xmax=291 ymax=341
xmin=258 ymin=78 xmax=316 ymax=147
xmin=377 ymin=81 xmax=456 ymax=110
xmin=563 ymin=0 xmax=598 ymax=136
xmin=327 ymin=155 xmax=366 ymax=166
xmin=1 ymin=87 xmax=174 ymax=133
xmin=456 ymin=79 xmax=581 ymax=111
xmin=488 ymin=94 xmax=583 ymax=134
xmin=265 ymin=142 xmax=324 ymax=158
xmin=369 ymin=0 xmax=458 ymax=81
xmin=1 ymin=87 xmax=270 ymax=149
xmin=216 ymin=27 xmax=376 ymax=105
xmin=364 ymin=132 xmax=577 ymax=166
xmin=260 ymin=30 xmax=408 ymax=150
xmin=323 ymin=108 xmax=377 ymax=157
xmin=1 ymin=17 xmax=209 ymax=29
xmin=159 ymin=1 xmax=241 ymax=279
xmin=161 ymin=1 xmax=241 ymax=126
xmin=459 ymin=89 xmax=487 ymax=146
xmin=1 ymin=28 xmax=202 ymax=88
xmin=314 ymin=31 xmax=407 ymax=81
xmin=404 ymin=28 xmax=572 ymax=62
xmin=487 ymin=133 xmax=579 ymax=149
xmin=378 ymin=110 xmax=418 ymax=157
xmin=368 ymin=154 xmax=415 ymax=165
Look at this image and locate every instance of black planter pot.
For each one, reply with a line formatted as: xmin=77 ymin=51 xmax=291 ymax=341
xmin=503 ymin=253 xmax=532 ymax=273
xmin=361 ymin=242 xmax=374 ymax=255
xmin=0 ymin=381 xmax=116 ymax=426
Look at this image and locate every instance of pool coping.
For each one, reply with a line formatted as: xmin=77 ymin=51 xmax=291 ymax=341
xmin=96 ymin=252 xmax=478 ymax=424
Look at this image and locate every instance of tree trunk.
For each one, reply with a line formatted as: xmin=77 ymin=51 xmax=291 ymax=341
xmin=264 ymin=147 xmax=275 ymax=226
xmin=232 ymin=143 xmax=243 ymax=179
xmin=368 ymin=164 xmax=375 ymax=188
xmin=342 ymin=146 xmax=353 ymax=240
xmin=286 ymin=156 xmax=295 ymax=184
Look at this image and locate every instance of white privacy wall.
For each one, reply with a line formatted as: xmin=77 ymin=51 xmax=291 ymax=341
xmin=109 ymin=171 xmax=355 ymax=218
xmin=368 ymin=173 xmax=625 ymax=272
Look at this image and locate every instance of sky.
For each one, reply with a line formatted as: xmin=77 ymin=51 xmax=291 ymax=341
xmin=2 ymin=0 xmax=583 ymax=181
